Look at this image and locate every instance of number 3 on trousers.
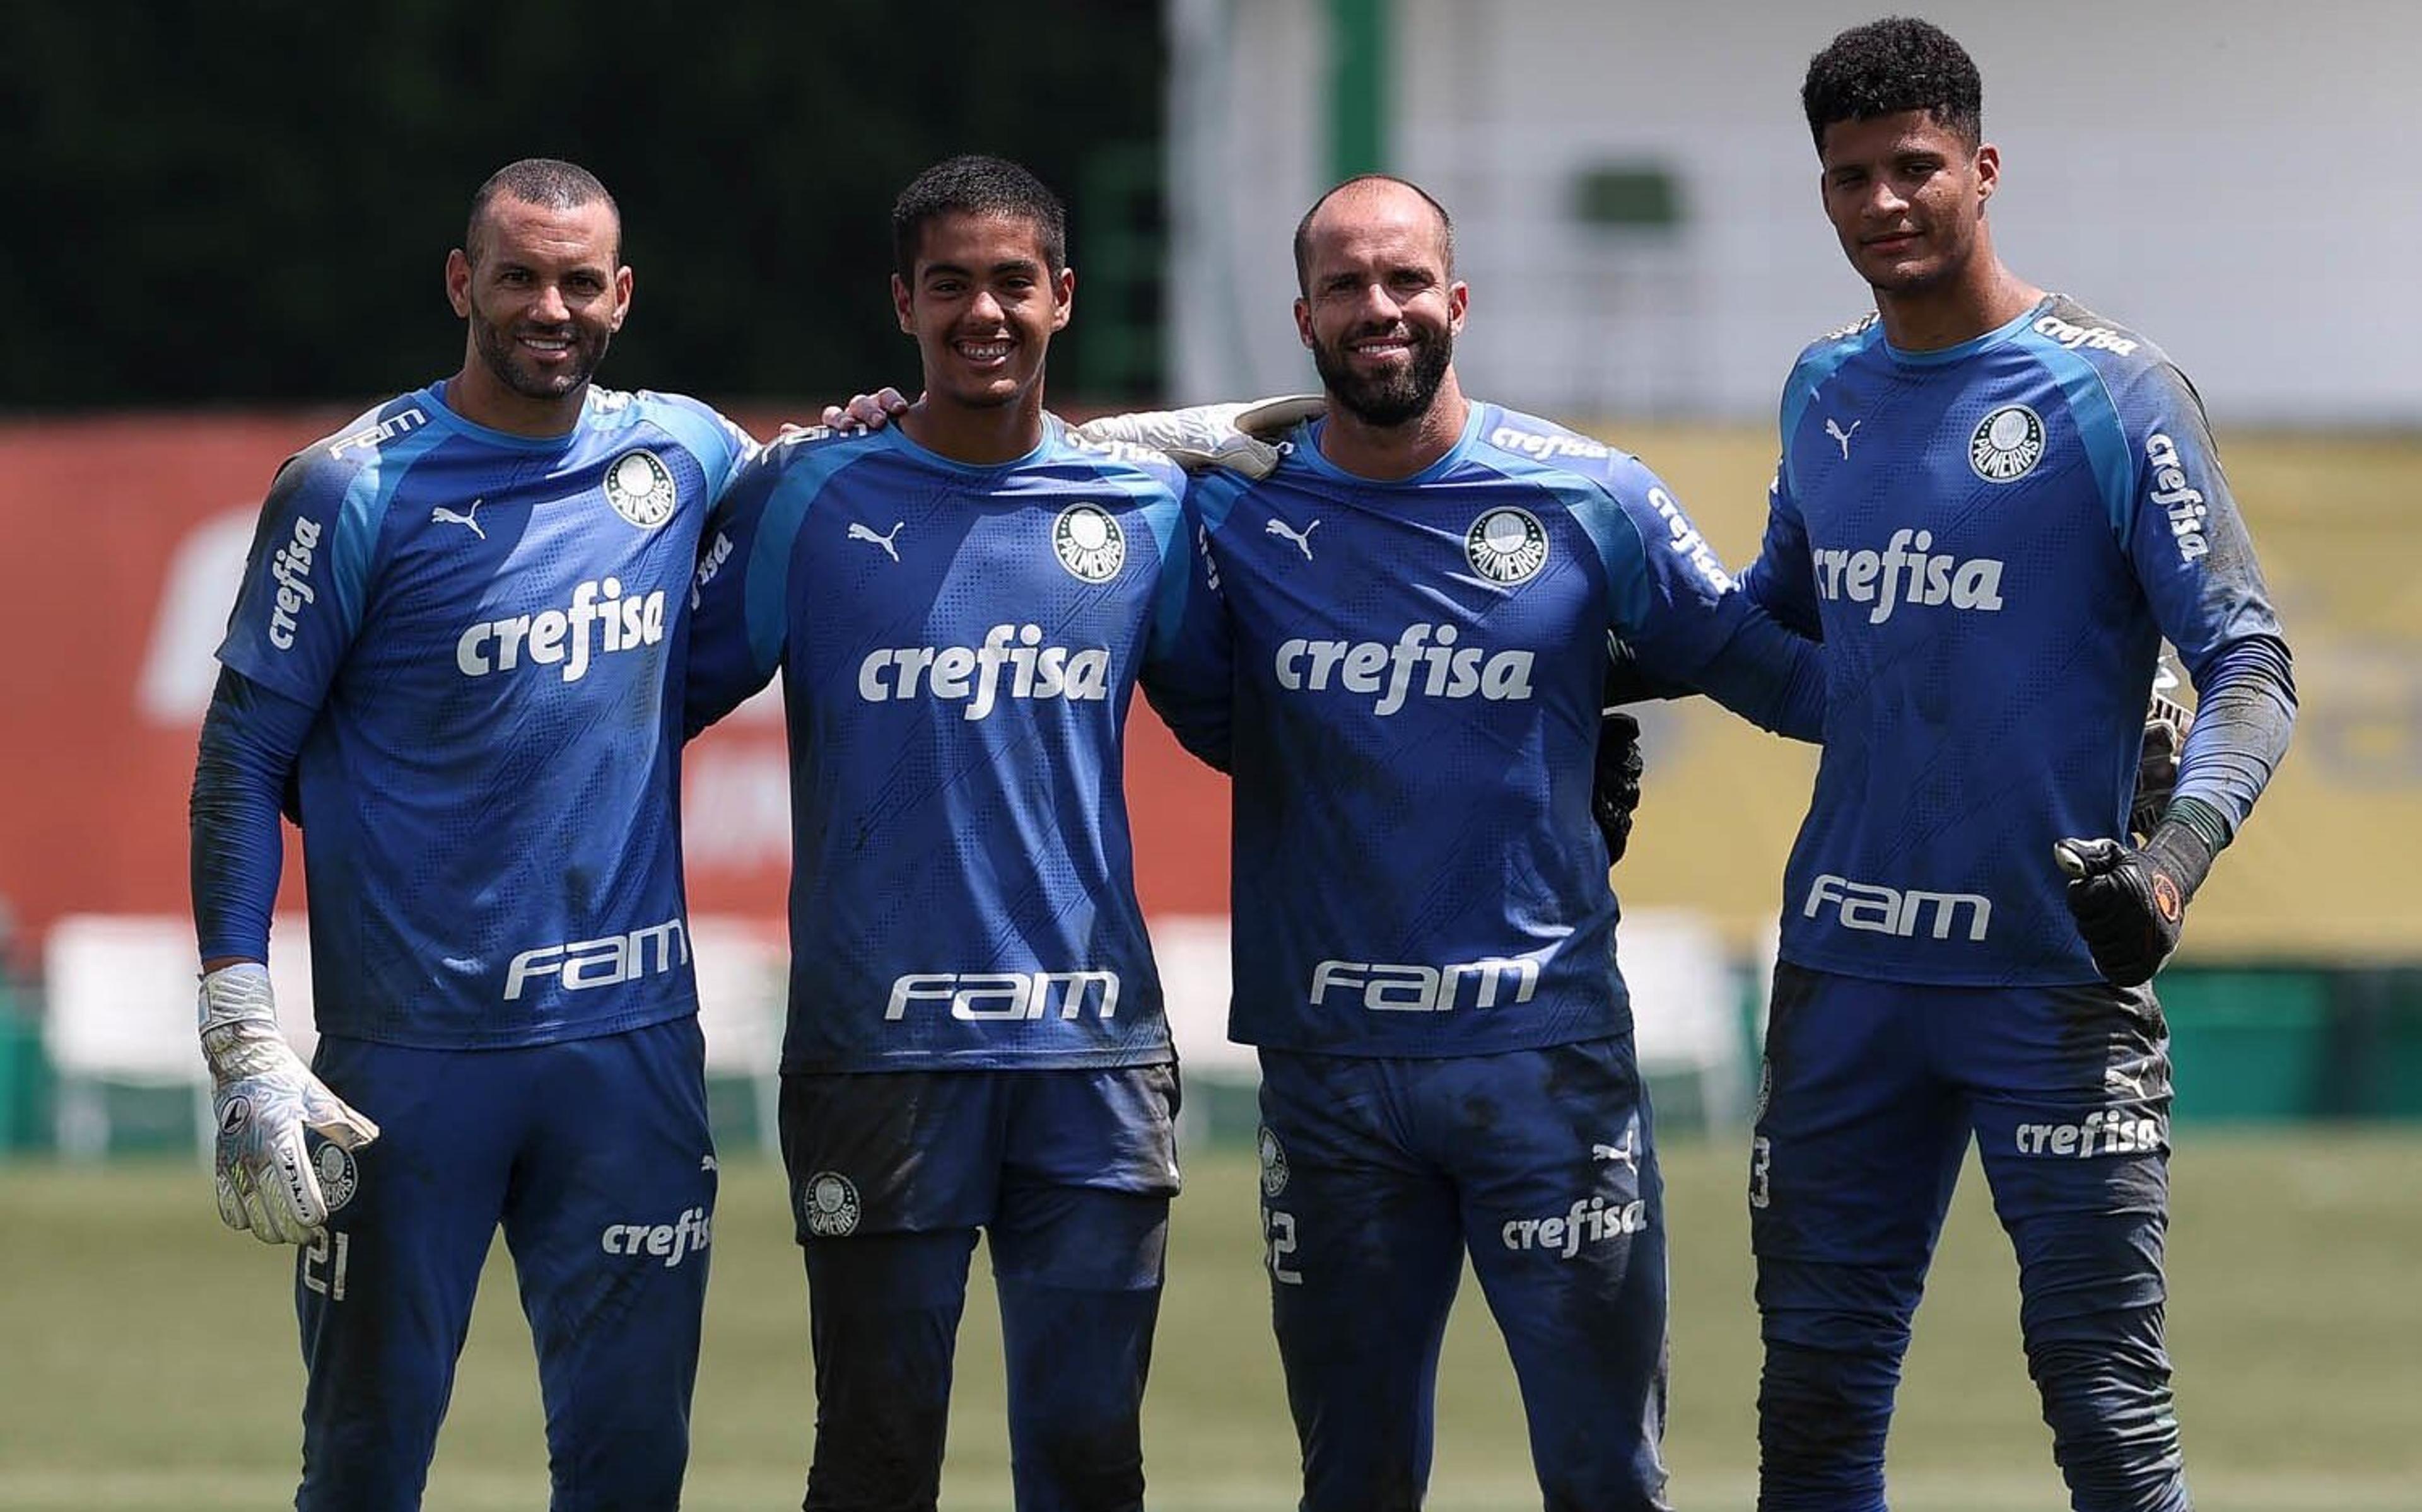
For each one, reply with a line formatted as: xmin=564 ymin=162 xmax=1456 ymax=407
xmin=1748 ymin=1136 xmax=1773 ymax=1211
xmin=1264 ymin=1207 xmax=1302 ymax=1286
xmin=303 ymin=1230 xmax=351 ymax=1300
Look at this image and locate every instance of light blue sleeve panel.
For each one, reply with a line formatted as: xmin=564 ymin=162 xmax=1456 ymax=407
xmin=1547 ymin=456 xmax=1731 ymax=663
xmin=2023 ymin=334 xmax=2139 ymax=543
xmin=1751 ymin=332 xmax=1869 ymax=639
xmin=683 ymin=430 xmax=860 ymax=736
xmin=2112 ymin=359 xmax=2295 ymax=838
xmin=1139 ymin=470 xmax=1241 ymax=772
xmin=214 ymin=414 xmax=433 ymax=710
xmin=1553 ymin=454 xmax=1827 ymax=741
xmin=2020 ymin=326 xmax=2295 ymax=842
xmin=641 ymin=390 xmax=760 ymax=499
xmin=1776 ymin=323 xmax=1872 ymax=502
xmin=2105 ymin=361 xmax=2290 ymax=683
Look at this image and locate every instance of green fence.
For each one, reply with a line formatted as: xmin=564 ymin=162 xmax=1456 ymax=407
xmin=2162 ymin=970 xmax=2328 ymax=1120
xmin=0 ymin=991 xmax=42 ymax=1152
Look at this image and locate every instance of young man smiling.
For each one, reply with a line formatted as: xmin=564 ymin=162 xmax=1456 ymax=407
xmin=835 ymin=173 xmax=1829 ymax=1512
xmin=1736 ymin=20 xmax=2296 ymax=1511
xmin=684 ymin=154 xmax=1220 ymax=1512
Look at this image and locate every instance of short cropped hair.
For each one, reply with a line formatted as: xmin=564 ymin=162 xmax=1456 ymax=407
xmin=1291 ymin=173 xmax=1456 ymax=295
xmin=465 ymin=158 xmax=619 ymax=264
xmin=1801 ymin=17 xmax=1984 ymax=151
xmin=891 ymin=155 xmax=1067 ymax=282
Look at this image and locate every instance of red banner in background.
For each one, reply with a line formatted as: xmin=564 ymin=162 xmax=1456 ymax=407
xmin=0 ymin=410 xmax=1232 ymax=959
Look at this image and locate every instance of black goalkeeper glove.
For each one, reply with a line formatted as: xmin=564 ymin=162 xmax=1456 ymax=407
xmin=2054 ymin=820 xmax=2217 ymax=987
xmin=1592 ymin=710 xmax=1644 ymax=864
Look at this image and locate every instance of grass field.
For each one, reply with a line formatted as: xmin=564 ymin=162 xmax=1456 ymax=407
xmin=2 ymin=1128 xmax=2417 ymax=1511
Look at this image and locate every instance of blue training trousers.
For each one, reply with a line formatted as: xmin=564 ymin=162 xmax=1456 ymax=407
xmin=1257 ymin=1038 xmax=1671 ymax=1512
xmin=295 ymin=1016 xmax=717 ymax=1511
xmin=1751 ymin=963 xmax=2187 ymax=1512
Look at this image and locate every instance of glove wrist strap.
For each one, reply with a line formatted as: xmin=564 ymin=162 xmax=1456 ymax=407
xmin=198 ymin=962 xmax=286 ymax=1078
xmin=2142 ymin=818 xmax=2218 ymax=907
xmin=2159 ymin=793 xmax=2232 ymax=856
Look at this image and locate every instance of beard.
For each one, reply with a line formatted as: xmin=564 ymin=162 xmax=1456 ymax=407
xmin=1312 ymin=323 xmax=1453 ymax=427
xmin=469 ymin=301 xmax=612 ymax=402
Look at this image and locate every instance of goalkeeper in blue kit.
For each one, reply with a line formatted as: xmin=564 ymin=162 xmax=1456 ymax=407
xmin=188 ymin=161 xmax=752 ymax=1509
xmin=825 ymin=174 xmax=1811 ymax=1509
xmin=1718 ymin=21 xmax=2298 ymax=1512
xmin=683 ymin=156 xmax=1220 ymax=1512
xmin=1146 ymin=176 xmax=1832 ymax=1512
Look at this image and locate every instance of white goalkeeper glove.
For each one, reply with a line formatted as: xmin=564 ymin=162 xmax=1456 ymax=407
xmin=2131 ymin=688 xmax=2193 ymax=841
xmin=1072 ymin=394 xmax=1326 ymax=480
xmin=198 ymin=963 xmax=378 ymax=1244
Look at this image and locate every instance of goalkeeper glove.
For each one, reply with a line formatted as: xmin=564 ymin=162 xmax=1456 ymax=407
xmin=2053 ymin=820 xmax=2216 ymax=988
xmin=1071 ymin=395 xmax=1326 ymax=480
xmin=1593 ymin=710 xmax=1644 ymax=865
xmin=198 ymin=962 xmax=379 ymax=1244
xmin=2129 ymin=688 xmax=2193 ymax=841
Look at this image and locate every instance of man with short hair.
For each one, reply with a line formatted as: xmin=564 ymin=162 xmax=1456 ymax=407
xmin=1736 ymin=20 xmax=2295 ymax=1511
xmin=1154 ymin=173 xmax=1827 ymax=1512
xmin=841 ymin=173 xmax=1821 ymax=1512
xmin=190 ymin=158 xmax=751 ymax=1509
xmin=684 ymin=154 xmax=1213 ymax=1512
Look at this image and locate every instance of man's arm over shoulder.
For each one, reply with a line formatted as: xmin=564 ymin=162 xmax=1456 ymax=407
xmin=1566 ymin=457 xmax=1825 ymax=741
xmin=1610 ymin=457 xmax=1825 ymax=711
xmin=1138 ymin=474 xmax=1237 ymax=772
xmin=683 ymin=438 xmax=806 ymax=738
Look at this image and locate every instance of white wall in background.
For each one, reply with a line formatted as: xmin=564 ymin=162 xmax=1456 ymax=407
xmin=1170 ymin=0 xmax=2420 ymax=424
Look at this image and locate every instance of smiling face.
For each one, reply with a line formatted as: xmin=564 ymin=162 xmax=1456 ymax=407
xmin=446 ymin=194 xmax=629 ymax=414
xmin=891 ymin=210 xmax=1072 ymax=414
xmin=1292 ymin=180 xmax=1466 ymax=427
xmin=1817 ymin=108 xmax=1998 ymax=298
